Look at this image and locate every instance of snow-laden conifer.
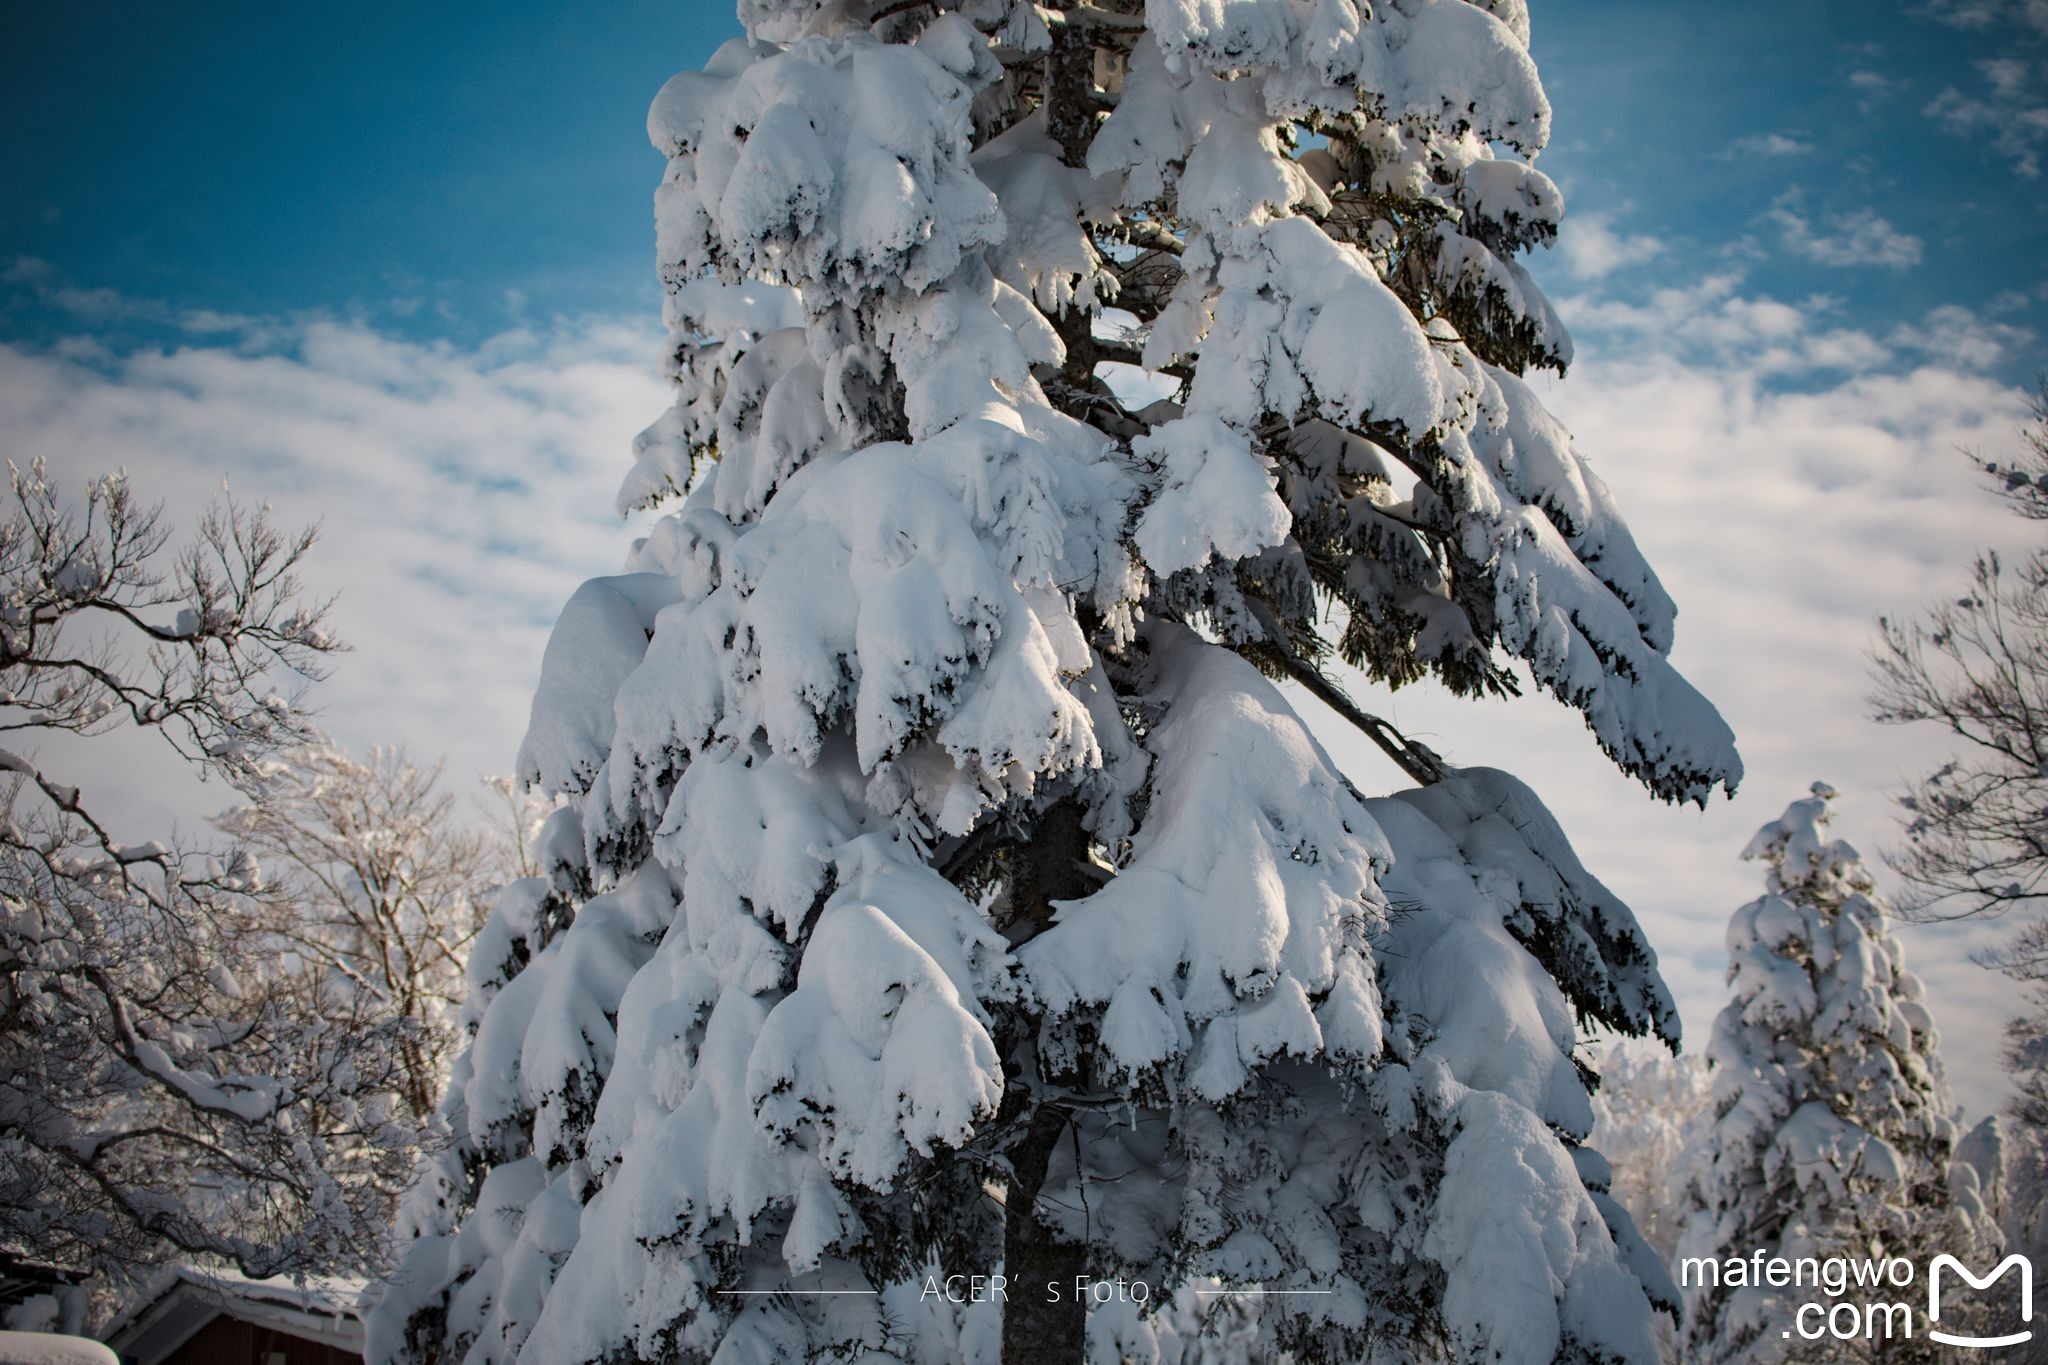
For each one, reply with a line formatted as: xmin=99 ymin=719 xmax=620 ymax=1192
xmin=1678 ymin=786 xmax=1980 ymax=1364
xmin=369 ymin=2 xmax=1739 ymax=1360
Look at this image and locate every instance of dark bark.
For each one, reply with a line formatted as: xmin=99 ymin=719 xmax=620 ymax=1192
xmin=993 ymin=798 xmax=1097 ymax=944
xmin=998 ymin=799 xmax=1100 ymax=1364
xmin=1000 ymin=1104 xmax=1086 ymax=1365
xmin=1043 ymin=13 xmax=1097 ymax=169
xmin=986 ymin=31 xmax=1119 ymax=1359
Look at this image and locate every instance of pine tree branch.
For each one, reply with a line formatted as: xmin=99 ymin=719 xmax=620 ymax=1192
xmin=1238 ymin=593 xmax=1447 ymax=785
xmin=1276 ymin=650 xmax=1448 ymax=787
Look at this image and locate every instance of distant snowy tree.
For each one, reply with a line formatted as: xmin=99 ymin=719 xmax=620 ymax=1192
xmin=369 ymin=3 xmax=1741 ymax=1362
xmin=479 ymin=773 xmax=567 ymax=885
xmin=1954 ymin=1111 xmax=2048 ymax=1359
xmin=0 ymin=464 xmax=414 ymax=1286
xmin=1999 ymin=1019 xmax=2048 ymax=1283
xmin=1677 ymin=786 xmax=1979 ymax=1365
xmin=219 ymin=745 xmax=498 ymax=1120
xmin=1588 ymin=1043 xmax=1710 ymax=1364
xmin=1988 ymin=995 xmax=2048 ymax=1345
xmin=1590 ymin=1041 xmax=1709 ymax=1267
xmin=1954 ymin=1113 xmax=2044 ymax=1260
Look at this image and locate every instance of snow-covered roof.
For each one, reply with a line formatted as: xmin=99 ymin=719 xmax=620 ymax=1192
xmin=100 ymin=1266 xmax=365 ymax=1365
xmin=0 ymin=1333 xmax=119 ymax=1365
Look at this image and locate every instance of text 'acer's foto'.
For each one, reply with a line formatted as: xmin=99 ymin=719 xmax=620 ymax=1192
xmin=369 ymin=0 xmax=1742 ymax=1360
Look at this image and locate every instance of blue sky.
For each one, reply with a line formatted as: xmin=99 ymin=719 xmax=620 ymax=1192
xmin=2 ymin=0 xmax=702 ymax=334
xmin=1535 ymin=0 xmax=2048 ymax=350
xmin=5 ymin=1 xmax=2043 ymax=355
xmin=3 ymin=2 xmax=2046 ymax=1115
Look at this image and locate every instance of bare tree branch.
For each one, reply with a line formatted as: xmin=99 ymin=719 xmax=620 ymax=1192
xmin=0 ymin=464 xmax=412 ymax=1287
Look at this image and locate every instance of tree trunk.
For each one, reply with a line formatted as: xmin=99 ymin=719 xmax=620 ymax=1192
xmin=1002 ymin=1105 xmax=1086 ymax=1365
xmin=998 ymin=798 xmax=1098 ymax=1363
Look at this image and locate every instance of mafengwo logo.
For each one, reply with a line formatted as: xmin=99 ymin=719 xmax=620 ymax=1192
xmin=1928 ymin=1253 xmax=2033 ymax=1350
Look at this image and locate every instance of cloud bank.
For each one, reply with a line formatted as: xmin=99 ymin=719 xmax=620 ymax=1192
xmin=0 ymin=293 xmax=669 ymax=839
xmin=1767 ymin=194 xmax=1925 ymax=269
xmin=1 ymin=261 xmax=2037 ymax=1117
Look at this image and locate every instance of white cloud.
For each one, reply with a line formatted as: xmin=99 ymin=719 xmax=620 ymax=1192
xmin=1718 ymin=131 xmax=1816 ymax=159
xmin=1555 ymin=212 xmax=1666 ymax=280
xmin=1920 ymin=0 xmax=2048 ymax=36
xmin=1766 ymin=194 xmax=1924 ymax=268
xmin=1888 ymin=301 xmax=2038 ymax=367
xmin=1557 ymin=272 xmax=1895 ymax=374
xmin=1926 ymin=56 xmax=2048 ymax=178
xmin=1914 ymin=0 xmax=2048 ymax=176
xmin=1989 ymin=280 xmax=2048 ymax=313
xmin=0 ymin=297 xmax=670 ymax=842
xmin=1848 ymin=68 xmax=1900 ymax=113
xmin=5 ymin=255 xmax=273 ymax=337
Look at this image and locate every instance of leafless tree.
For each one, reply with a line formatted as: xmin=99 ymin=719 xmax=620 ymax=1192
xmin=219 ymin=747 xmax=496 ymax=1121
xmin=1873 ymin=392 xmax=2048 ymax=925
xmin=1871 ymin=392 xmax=2048 ymax=1257
xmin=0 ymin=461 xmax=414 ymax=1286
xmin=478 ymin=772 xmax=564 ymax=885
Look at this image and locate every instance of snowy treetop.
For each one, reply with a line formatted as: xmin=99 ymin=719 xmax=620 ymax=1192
xmin=611 ymin=0 xmax=1740 ymax=808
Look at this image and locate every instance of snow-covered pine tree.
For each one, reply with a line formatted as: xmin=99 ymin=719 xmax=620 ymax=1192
xmin=1677 ymin=786 xmax=1980 ymax=1364
xmin=368 ymin=2 xmax=1741 ymax=1361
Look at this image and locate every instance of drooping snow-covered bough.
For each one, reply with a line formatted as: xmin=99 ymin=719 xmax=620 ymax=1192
xmin=368 ymin=1 xmax=1741 ymax=1361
